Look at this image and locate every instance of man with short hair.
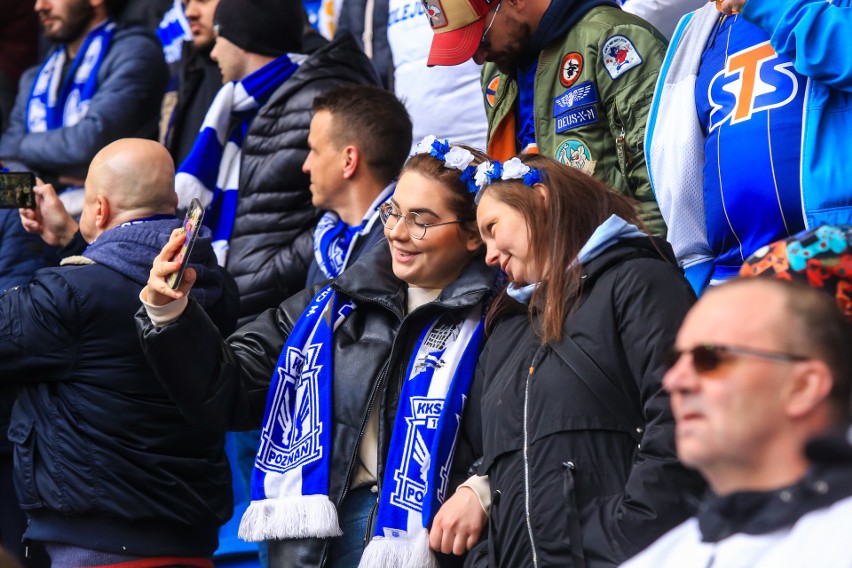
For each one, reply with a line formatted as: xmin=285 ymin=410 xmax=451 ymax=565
xmin=303 ymin=85 xmax=412 ymax=285
xmin=623 ymin=277 xmax=852 ymax=567
xmin=162 ymin=0 xmax=223 ymax=166
xmin=0 ymin=0 xmax=167 ymax=200
xmin=2 ymin=138 xmax=238 ymax=564
xmin=177 ymin=0 xmax=379 ymax=325
xmin=423 ymin=0 xmax=667 ymax=235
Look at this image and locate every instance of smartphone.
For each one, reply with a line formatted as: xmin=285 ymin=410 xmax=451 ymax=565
xmin=0 ymin=172 xmax=36 ymax=209
xmin=166 ymin=198 xmax=205 ymax=289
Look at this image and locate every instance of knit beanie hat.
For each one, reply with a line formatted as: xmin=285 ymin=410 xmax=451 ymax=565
xmin=214 ymin=0 xmax=304 ymax=57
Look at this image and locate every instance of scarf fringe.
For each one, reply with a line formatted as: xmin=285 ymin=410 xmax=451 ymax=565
xmin=405 ymin=530 xmax=441 ymax=568
xmin=238 ymin=495 xmax=342 ymax=542
xmin=359 ymin=524 xmax=440 ymax=568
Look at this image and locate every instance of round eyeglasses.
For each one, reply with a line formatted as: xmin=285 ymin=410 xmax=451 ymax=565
xmin=379 ymin=203 xmax=469 ymax=240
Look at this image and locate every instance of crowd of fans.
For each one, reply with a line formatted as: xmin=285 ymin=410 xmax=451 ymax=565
xmin=1 ymin=0 xmax=852 ymax=567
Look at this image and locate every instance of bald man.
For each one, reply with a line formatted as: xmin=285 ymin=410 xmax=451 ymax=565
xmin=1 ymin=139 xmax=239 ymax=564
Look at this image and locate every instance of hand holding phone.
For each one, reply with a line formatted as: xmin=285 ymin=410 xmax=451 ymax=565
xmin=0 ymin=172 xmax=36 ymax=209
xmin=166 ymin=198 xmax=205 ymax=289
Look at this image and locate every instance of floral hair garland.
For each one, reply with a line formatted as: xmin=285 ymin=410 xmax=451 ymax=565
xmin=413 ymin=136 xmax=543 ymax=197
xmin=414 ymin=135 xmax=480 ymax=194
xmin=474 ymin=157 xmax=543 ymax=191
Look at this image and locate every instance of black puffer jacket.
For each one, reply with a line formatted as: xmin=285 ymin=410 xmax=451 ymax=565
xmin=138 ymin=244 xmax=498 ymax=567
xmin=227 ymin=33 xmax=379 ymax=324
xmin=465 ymin=238 xmax=706 ymax=567
xmin=0 ymin=219 xmax=238 ymax=556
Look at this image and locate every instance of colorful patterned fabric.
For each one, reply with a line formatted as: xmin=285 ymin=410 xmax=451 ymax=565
xmin=740 ymin=225 xmax=852 ymax=320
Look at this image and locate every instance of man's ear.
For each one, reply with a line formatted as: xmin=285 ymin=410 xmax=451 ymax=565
xmin=342 ymin=145 xmax=360 ymax=180
xmin=94 ymin=194 xmax=111 ymax=231
xmin=784 ymin=359 xmax=835 ymax=420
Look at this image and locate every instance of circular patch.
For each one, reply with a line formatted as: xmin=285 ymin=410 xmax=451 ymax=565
xmin=485 ymin=74 xmax=500 ymax=108
xmin=555 ymin=139 xmax=596 ymax=175
xmin=559 ymin=52 xmax=583 ymax=88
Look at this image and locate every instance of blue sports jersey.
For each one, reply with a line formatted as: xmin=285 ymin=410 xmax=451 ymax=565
xmin=695 ymin=14 xmax=807 ymax=282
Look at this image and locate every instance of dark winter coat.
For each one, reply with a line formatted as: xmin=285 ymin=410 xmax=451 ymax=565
xmin=0 ymin=25 xmax=168 ymax=182
xmin=166 ymin=42 xmax=222 ymax=167
xmin=465 ymin=238 xmax=706 ymax=567
xmin=137 ymin=244 xmax=497 ymax=567
xmin=226 ymin=33 xmax=380 ymax=324
xmin=0 ymin=218 xmax=238 ymax=556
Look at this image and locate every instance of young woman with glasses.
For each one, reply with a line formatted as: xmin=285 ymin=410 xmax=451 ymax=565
xmin=136 ymin=139 xmax=497 ymax=568
xmin=439 ymin=154 xmax=707 ymax=567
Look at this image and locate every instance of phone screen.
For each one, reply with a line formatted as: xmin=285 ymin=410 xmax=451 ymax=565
xmin=0 ymin=172 xmax=36 ymax=209
xmin=166 ymin=198 xmax=205 ymax=289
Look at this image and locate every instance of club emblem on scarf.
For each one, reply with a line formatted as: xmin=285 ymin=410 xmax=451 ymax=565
xmin=390 ymin=396 xmax=445 ymax=513
xmin=256 ymin=344 xmax=324 ymax=475
xmin=412 ymin=321 xmax=461 ymax=376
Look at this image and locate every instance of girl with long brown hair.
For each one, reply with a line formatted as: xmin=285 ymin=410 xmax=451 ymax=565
xmin=435 ymin=154 xmax=705 ymax=567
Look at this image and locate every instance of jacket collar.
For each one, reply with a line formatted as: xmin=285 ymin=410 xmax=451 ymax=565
xmin=697 ymin=460 xmax=852 ymax=542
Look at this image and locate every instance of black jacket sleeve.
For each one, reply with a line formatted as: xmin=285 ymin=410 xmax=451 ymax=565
xmin=136 ymin=286 xmax=315 ymax=431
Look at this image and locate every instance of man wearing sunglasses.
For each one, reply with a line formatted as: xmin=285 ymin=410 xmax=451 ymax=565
xmin=624 ymin=277 xmax=852 ymax=567
xmin=422 ymin=0 xmax=669 ymax=238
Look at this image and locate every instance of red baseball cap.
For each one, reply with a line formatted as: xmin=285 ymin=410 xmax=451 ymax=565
xmin=425 ymin=0 xmax=494 ymax=66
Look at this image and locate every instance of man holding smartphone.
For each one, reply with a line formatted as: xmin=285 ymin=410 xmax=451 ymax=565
xmin=3 ymin=138 xmax=239 ymax=564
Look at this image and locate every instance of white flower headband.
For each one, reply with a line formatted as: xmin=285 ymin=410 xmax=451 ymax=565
xmin=474 ymin=157 xmax=543 ymax=191
xmin=414 ymin=135 xmax=479 ymax=193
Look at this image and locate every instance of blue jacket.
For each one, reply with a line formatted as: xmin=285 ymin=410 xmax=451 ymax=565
xmin=0 ymin=218 xmax=238 ymax=555
xmin=0 ymin=209 xmax=59 ymax=293
xmin=0 ymin=25 xmax=168 ymax=182
xmin=645 ymin=1 xmax=852 ymax=293
xmin=743 ymin=0 xmax=852 ymax=223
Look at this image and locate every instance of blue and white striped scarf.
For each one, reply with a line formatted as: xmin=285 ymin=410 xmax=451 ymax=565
xmin=240 ymin=285 xmax=355 ymax=541
xmin=26 ymin=19 xmax=115 ymax=133
xmin=175 ymin=53 xmax=303 ymax=266
xmin=359 ymin=307 xmax=485 ymax=567
xmin=313 ymin=183 xmax=394 ymax=279
xmin=157 ymin=0 xmax=191 ymax=67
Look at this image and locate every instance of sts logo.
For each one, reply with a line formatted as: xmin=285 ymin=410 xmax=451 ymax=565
xmin=707 ymin=41 xmax=800 ymax=132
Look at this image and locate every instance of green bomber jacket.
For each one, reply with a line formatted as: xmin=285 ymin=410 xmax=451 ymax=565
xmin=482 ymin=5 xmax=668 ymax=237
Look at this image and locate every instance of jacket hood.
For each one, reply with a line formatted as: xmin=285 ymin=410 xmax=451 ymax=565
xmin=582 ymin=236 xmax=677 ymax=282
xmin=332 ymin=243 xmax=499 ymax=315
xmin=82 ymin=218 xmax=226 ymax=309
xmin=267 ymin=33 xmax=380 ymax=104
xmin=524 ymin=0 xmax=619 ymax=61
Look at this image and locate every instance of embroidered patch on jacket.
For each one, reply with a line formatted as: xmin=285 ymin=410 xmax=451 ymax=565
xmin=552 ymin=81 xmax=598 ymax=117
xmin=602 ymin=35 xmax=643 ymax=80
xmin=555 ymin=139 xmax=596 ymax=175
xmin=559 ymin=52 xmax=584 ymax=87
xmin=485 ymin=74 xmax=500 ymax=108
xmin=555 ymin=106 xmax=598 ymax=133
xmin=422 ymin=0 xmax=447 ymax=28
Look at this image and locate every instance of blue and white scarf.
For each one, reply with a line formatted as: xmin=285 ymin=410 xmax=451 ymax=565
xmin=239 ymin=285 xmax=355 ymax=541
xmin=26 ymin=19 xmax=115 ymax=133
xmin=175 ymin=53 xmax=304 ymax=266
xmin=157 ymin=0 xmax=191 ymax=66
xmin=313 ymin=183 xmax=394 ymax=279
xmin=359 ymin=307 xmax=485 ymax=568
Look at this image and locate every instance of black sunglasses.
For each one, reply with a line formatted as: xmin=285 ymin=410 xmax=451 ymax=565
xmin=664 ymin=344 xmax=810 ymax=373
